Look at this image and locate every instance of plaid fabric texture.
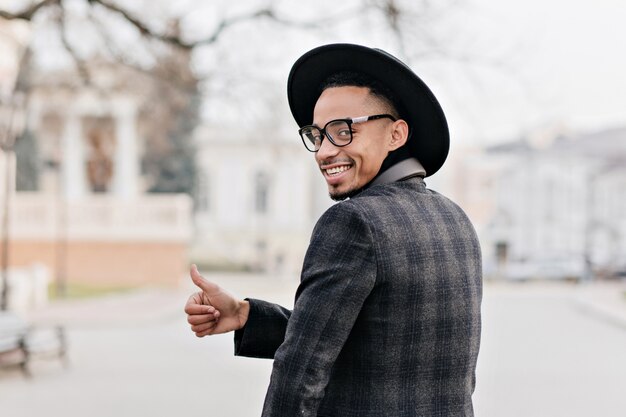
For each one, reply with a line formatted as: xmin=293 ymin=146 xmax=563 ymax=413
xmin=235 ymin=177 xmax=482 ymax=416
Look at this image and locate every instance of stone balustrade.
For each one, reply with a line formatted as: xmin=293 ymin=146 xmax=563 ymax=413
xmin=8 ymin=193 xmax=192 ymax=242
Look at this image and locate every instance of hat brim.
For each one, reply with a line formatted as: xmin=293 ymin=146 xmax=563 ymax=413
xmin=287 ymin=43 xmax=449 ymax=177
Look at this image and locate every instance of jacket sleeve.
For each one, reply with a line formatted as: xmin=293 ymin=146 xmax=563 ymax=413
xmin=261 ymin=202 xmax=377 ymax=417
xmin=234 ymin=298 xmax=291 ymax=359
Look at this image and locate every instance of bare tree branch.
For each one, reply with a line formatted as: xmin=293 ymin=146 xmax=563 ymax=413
xmin=56 ymin=3 xmax=92 ymax=85
xmin=87 ymin=1 xmax=335 ymax=50
xmin=2 ymin=0 xmax=371 ymax=57
xmin=197 ymin=8 xmax=276 ymax=46
xmin=200 ymin=3 xmax=390 ymax=48
xmin=87 ymin=0 xmax=195 ymax=49
xmin=87 ymin=0 xmax=326 ymax=50
xmin=0 ymin=0 xmax=58 ymax=21
xmin=195 ymin=7 xmax=332 ymax=47
xmin=379 ymin=0 xmax=408 ymax=57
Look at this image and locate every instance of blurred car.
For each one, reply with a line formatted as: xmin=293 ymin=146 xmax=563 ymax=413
xmin=504 ymin=257 xmax=584 ymax=281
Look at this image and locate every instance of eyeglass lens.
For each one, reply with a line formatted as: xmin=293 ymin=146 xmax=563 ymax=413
xmin=301 ymin=120 xmax=352 ymax=151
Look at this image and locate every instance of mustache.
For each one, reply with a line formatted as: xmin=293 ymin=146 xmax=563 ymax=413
xmin=318 ymin=157 xmax=355 ymax=167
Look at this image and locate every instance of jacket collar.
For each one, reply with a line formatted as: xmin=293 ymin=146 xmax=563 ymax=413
xmin=370 ymin=157 xmax=426 ymax=187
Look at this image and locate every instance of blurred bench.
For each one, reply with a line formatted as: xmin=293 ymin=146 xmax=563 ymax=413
xmin=0 ymin=311 xmax=67 ymax=377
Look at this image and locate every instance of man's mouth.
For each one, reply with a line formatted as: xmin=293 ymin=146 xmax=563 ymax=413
xmin=324 ymin=165 xmax=352 ymax=176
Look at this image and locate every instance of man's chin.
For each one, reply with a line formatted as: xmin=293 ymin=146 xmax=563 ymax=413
xmin=328 ymin=186 xmax=361 ymax=201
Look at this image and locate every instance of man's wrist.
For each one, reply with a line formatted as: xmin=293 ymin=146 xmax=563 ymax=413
xmin=238 ymin=299 xmax=250 ymax=329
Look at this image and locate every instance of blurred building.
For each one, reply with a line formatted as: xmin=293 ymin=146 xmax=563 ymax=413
xmin=191 ymin=125 xmax=332 ymax=276
xmin=1 ymin=56 xmax=192 ymax=289
xmin=451 ymin=126 xmax=626 ymax=280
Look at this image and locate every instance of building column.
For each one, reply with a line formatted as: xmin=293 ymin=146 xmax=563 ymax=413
xmin=112 ymin=99 xmax=139 ymax=198
xmin=61 ymin=112 xmax=87 ymax=199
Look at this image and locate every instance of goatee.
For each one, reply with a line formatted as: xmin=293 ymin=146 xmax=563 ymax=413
xmin=329 ymin=187 xmax=363 ymax=201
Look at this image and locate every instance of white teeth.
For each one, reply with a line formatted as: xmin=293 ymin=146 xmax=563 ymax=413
xmin=326 ymin=165 xmax=350 ymax=175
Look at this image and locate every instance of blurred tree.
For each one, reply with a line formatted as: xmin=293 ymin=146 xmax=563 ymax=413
xmin=137 ymin=25 xmax=200 ymax=194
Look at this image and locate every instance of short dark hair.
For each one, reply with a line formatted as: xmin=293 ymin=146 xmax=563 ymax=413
xmin=318 ymin=71 xmax=402 ymax=119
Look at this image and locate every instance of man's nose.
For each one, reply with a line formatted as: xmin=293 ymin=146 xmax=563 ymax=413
xmin=316 ymin=135 xmax=339 ymax=160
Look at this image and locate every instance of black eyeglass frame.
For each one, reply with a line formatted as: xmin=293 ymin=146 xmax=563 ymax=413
xmin=298 ymin=113 xmax=397 ymax=152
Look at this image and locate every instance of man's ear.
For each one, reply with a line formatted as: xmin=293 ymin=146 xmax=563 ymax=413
xmin=388 ymin=119 xmax=409 ymax=151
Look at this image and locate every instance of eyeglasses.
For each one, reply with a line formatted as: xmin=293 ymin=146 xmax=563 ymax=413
xmin=298 ymin=114 xmax=397 ymax=152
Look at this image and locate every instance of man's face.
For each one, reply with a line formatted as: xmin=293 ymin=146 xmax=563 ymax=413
xmin=313 ymin=86 xmax=402 ymax=201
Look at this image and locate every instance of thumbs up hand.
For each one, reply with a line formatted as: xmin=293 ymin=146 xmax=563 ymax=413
xmin=184 ymin=264 xmax=250 ymax=337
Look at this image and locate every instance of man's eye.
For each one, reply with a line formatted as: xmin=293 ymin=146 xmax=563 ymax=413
xmin=304 ymin=130 xmax=321 ymax=140
xmin=336 ymin=128 xmax=351 ymax=138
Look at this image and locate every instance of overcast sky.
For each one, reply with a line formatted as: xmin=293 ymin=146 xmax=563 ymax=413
xmin=442 ymin=0 xmax=626 ymax=146
xmin=194 ymin=0 xmax=626 ymax=147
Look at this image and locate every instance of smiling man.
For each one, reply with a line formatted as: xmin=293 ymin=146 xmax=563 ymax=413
xmin=185 ymin=44 xmax=483 ymax=417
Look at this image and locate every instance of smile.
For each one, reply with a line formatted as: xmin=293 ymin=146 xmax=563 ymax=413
xmin=324 ymin=165 xmax=352 ymax=176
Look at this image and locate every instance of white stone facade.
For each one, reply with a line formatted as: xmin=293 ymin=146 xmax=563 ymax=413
xmin=28 ymin=89 xmax=142 ymax=200
xmin=0 ymin=70 xmax=193 ymax=287
xmin=191 ymin=126 xmax=332 ymax=276
xmin=454 ymin=127 xmax=626 ymax=280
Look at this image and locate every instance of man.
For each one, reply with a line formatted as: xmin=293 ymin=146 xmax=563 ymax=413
xmin=185 ymin=43 xmax=482 ymax=416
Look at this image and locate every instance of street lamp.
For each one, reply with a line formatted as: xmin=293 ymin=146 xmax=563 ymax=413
xmin=0 ymin=93 xmax=27 ymax=311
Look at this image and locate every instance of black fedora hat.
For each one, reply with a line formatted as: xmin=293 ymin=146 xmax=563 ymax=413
xmin=287 ymin=43 xmax=449 ymax=177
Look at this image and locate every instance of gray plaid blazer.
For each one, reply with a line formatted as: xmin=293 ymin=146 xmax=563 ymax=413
xmin=235 ymin=177 xmax=482 ymax=417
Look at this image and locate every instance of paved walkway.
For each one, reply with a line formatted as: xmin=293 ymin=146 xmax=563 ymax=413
xmin=24 ymin=273 xmax=300 ymax=327
xmin=0 ymin=275 xmax=624 ymax=417
xmin=24 ymin=275 xmax=626 ymax=330
xmin=484 ymin=279 xmax=626 ymax=329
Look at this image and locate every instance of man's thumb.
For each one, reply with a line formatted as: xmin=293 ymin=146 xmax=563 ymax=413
xmin=190 ymin=264 xmax=216 ymax=293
